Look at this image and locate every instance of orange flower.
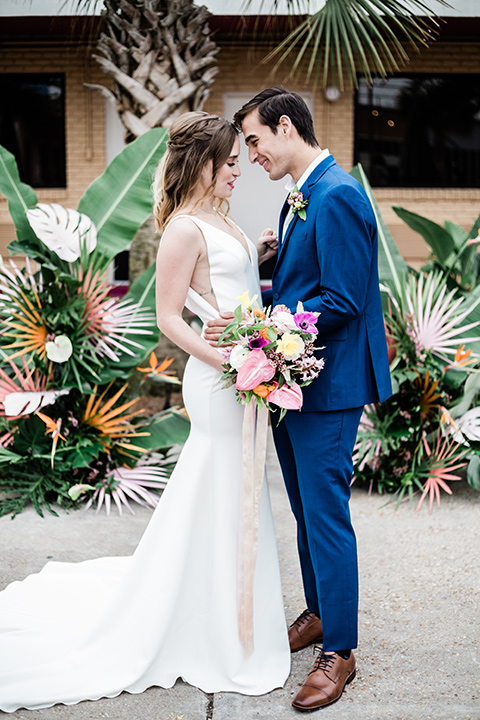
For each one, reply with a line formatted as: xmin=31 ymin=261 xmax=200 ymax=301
xmin=414 ymin=370 xmax=441 ymax=422
xmin=252 ymin=382 xmax=276 ymax=398
xmin=137 ymin=352 xmax=175 ymax=377
xmin=439 ymin=405 xmax=459 ymax=431
xmin=451 ymin=344 xmax=476 ymax=369
xmin=36 ymin=411 xmax=67 ymax=467
xmin=253 ymin=308 xmax=266 ymax=320
xmin=260 ymin=326 xmax=276 ymax=340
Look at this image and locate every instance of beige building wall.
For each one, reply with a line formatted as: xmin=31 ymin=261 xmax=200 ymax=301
xmin=1 ymin=36 xmax=479 ymax=269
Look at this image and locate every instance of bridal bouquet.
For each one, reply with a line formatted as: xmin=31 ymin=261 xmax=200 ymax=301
xmin=219 ymin=292 xmax=325 ymax=420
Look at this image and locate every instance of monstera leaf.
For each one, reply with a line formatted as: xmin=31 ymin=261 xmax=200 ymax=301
xmin=0 ymin=144 xmax=40 ymax=256
xmin=77 ymin=128 xmax=168 ymax=265
xmin=26 ymin=204 xmax=97 ymax=262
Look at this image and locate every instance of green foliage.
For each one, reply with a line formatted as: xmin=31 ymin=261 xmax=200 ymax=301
xmin=78 ymin=128 xmax=168 ymax=267
xmin=350 ymin=164 xmax=408 ymax=297
xmin=252 ymin=0 xmax=450 ymax=89
xmin=393 ymin=205 xmax=480 ymax=292
xmin=0 ymin=145 xmax=39 ymax=249
xmin=352 ymin=175 xmax=480 ymax=508
xmin=0 ymin=133 xmax=190 ymax=518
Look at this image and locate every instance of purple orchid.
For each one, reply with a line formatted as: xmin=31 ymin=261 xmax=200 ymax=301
xmin=294 ymin=311 xmax=319 ymax=334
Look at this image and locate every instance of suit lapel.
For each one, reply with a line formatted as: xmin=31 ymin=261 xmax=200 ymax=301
xmin=273 ymin=155 xmax=337 ymax=274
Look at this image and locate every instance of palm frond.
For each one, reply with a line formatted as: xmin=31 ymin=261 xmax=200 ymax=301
xmin=387 ymin=271 xmax=480 ymax=362
xmin=259 ymin=0 xmax=451 ymax=89
xmin=415 ymin=431 xmax=468 ymax=512
xmin=77 ymin=265 xmax=156 ymax=363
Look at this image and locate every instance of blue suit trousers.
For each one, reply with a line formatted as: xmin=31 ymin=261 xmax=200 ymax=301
xmin=272 ymin=406 xmax=363 ymax=651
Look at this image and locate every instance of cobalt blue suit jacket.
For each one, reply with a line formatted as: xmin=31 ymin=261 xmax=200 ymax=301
xmin=263 ymin=155 xmax=392 ymax=412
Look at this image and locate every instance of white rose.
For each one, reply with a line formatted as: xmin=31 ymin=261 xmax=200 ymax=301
xmin=229 ymin=344 xmax=250 ymax=371
xmin=271 ymin=311 xmax=298 ymax=334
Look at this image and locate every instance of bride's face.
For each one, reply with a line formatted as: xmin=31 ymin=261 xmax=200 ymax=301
xmin=212 ymin=137 xmax=241 ymax=199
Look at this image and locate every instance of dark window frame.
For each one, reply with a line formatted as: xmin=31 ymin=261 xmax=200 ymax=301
xmin=354 ymin=73 xmax=480 ymax=189
xmin=0 ymin=72 xmax=66 ymax=189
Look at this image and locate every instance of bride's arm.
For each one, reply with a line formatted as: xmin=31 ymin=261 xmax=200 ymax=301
xmin=155 ymin=218 xmax=225 ymax=372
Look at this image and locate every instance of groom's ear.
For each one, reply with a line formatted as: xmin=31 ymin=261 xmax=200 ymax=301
xmin=278 ymin=114 xmax=293 ymax=138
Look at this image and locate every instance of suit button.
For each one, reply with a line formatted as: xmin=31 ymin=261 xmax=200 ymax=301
xmin=274 ymin=293 xmax=279 ymax=300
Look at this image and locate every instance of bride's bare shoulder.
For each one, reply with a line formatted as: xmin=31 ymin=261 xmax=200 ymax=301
xmin=161 ymin=214 xmax=204 ymax=247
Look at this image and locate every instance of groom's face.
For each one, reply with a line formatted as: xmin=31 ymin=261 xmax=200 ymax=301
xmin=242 ymin=109 xmax=291 ymax=181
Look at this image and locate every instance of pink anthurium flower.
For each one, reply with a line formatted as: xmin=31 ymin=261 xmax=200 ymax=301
xmin=235 ymin=349 xmax=275 ymax=391
xmin=267 ymin=381 xmax=303 ymax=410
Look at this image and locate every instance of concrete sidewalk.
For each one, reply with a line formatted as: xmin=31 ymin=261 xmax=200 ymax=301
xmin=1 ymin=432 xmax=479 ymax=720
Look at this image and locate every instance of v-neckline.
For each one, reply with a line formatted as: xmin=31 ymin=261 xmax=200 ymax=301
xmin=192 ymin=216 xmax=254 ymax=266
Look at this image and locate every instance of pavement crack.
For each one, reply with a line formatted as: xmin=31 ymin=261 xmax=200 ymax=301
xmin=205 ymin=691 xmax=214 ymax=719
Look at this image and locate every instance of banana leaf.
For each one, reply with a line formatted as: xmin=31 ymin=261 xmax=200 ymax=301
xmin=467 ymin=455 xmax=480 ymax=491
xmin=0 ymin=144 xmax=40 ymax=256
xmin=392 ymin=205 xmax=455 ymax=264
xmin=133 ymin=410 xmax=190 ymax=453
xmin=77 ymin=128 xmax=168 ymax=265
xmin=468 ymin=213 xmax=480 ymax=239
xmin=450 ymin=369 xmax=480 ymax=418
xmin=98 ymin=263 xmax=160 ymax=382
xmin=349 ymin=164 xmax=408 ymax=297
xmin=455 ymin=282 xmax=480 ymax=357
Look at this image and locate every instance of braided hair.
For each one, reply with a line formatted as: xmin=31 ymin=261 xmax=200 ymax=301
xmin=153 ymin=112 xmax=238 ymax=231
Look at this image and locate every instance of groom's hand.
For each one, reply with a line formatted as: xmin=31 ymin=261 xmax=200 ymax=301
xmin=204 ymin=312 xmax=235 ymax=346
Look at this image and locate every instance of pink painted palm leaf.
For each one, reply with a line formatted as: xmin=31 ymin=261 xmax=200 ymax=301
xmin=404 ymin=272 xmax=480 ymax=359
xmin=416 ymin=432 xmax=469 ymax=512
xmin=77 ymin=266 xmax=156 ymax=362
xmin=82 ymin=465 xmax=170 ymax=516
xmin=0 ymin=357 xmax=47 ymax=418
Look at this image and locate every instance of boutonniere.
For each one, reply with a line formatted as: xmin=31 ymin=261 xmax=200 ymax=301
xmin=287 ymin=186 xmax=308 ymax=221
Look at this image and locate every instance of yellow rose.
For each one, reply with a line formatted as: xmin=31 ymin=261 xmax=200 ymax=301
xmin=276 ymin=333 xmax=305 ymax=360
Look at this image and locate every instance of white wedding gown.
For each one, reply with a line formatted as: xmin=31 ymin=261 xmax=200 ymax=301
xmin=0 ymin=216 xmax=290 ymax=712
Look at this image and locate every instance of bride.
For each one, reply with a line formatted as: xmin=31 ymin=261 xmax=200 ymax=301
xmin=0 ymin=111 xmax=290 ymax=712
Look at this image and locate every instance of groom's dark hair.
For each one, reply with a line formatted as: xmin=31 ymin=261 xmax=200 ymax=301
xmin=233 ymin=86 xmax=319 ymax=148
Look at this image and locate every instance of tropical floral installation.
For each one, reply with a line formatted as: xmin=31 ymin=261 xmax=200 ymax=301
xmin=350 ymin=165 xmax=480 ymax=511
xmin=0 ymin=129 xmax=190 ymax=518
xmin=219 ymin=291 xmax=324 ymax=421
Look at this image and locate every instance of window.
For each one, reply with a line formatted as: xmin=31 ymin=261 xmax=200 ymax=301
xmin=354 ymin=75 xmax=480 ymax=188
xmin=0 ymin=73 xmax=66 ymax=188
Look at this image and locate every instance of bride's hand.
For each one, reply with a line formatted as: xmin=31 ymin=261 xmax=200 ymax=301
xmin=257 ymin=228 xmax=278 ymax=266
xmin=204 ymin=312 xmax=235 ymax=346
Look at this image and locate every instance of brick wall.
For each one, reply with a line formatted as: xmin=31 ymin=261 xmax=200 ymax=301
xmin=206 ymin=40 xmax=480 ymax=268
xmin=1 ymin=36 xmax=479 ymax=268
xmin=0 ymin=42 xmax=106 ymax=260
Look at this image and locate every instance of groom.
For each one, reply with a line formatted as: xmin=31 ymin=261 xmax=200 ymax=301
xmin=207 ymin=87 xmax=391 ymax=710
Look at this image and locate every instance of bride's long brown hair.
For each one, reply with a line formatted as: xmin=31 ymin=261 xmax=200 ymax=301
xmin=153 ymin=112 xmax=238 ymax=232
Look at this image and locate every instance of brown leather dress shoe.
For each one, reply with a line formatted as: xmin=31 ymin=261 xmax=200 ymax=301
xmin=288 ymin=610 xmax=324 ymax=652
xmin=292 ymin=649 xmax=356 ymax=710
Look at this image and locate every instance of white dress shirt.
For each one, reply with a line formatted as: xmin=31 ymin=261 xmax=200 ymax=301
xmin=282 ymin=148 xmax=330 ymax=239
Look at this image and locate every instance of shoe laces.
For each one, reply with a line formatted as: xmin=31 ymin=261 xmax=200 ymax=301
xmin=311 ymin=646 xmax=336 ymax=675
xmin=292 ymin=609 xmax=316 ymax=628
